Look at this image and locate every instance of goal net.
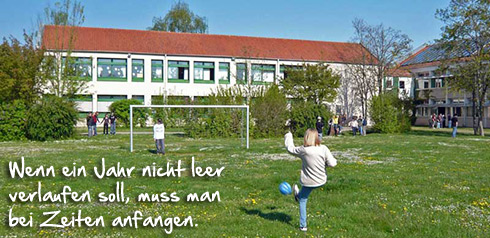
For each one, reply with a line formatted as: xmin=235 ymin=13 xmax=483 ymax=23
xmin=129 ymin=104 xmax=249 ymax=152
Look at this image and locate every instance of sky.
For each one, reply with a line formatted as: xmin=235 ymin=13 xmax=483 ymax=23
xmin=0 ymin=0 xmax=450 ymax=49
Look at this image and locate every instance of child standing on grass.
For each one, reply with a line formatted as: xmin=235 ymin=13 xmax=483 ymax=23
xmin=102 ymin=114 xmax=110 ymax=135
xmin=153 ymin=118 xmax=165 ymax=155
xmin=284 ymin=129 xmax=337 ymax=232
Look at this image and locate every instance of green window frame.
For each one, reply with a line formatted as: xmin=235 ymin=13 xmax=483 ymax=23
xmin=218 ymin=62 xmax=230 ymax=84
xmin=168 ymin=60 xmax=189 ymax=83
xmin=251 ymin=64 xmax=275 ymax=85
xmin=62 ymin=57 xmax=92 ymax=81
xmin=151 ymin=60 xmax=164 ymax=82
xmin=97 ymin=58 xmax=127 ymax=81
xmin=97 ymin=95 xmax=127 ymax=102
xmin=236 ymin=63 xmax=247 ymax=85
xmin=194 ymin=62 xmax=215 ymax=84
xmin=132 ymin=59 xmax=144 ymax=82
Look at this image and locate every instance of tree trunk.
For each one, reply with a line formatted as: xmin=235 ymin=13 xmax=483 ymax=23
xmin=472 ymin=89 xmax=478 ymax=135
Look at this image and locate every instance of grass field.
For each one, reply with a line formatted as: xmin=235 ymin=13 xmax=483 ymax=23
xmin=1 ymin=127 xmax=489 ymax=237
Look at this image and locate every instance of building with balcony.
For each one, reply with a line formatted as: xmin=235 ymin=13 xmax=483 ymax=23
xmin=400 ymin=44 xmax=490 ymax=128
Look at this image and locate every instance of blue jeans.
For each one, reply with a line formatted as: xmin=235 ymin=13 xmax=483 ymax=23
xmin=110 ymin=122 xmax=116 ymax=135
xmin=88 ymin=126 xmax=93 ymax=137
xmin=318 ymin=133 xmax=323 ymax=140
xmin=358 ymin=126 xmax=363 ymax=135
xmin=452 ymin=126 xmax=457 ymax=137
xmin=92 ymin=125 xmax=97 ymax=135
xmin=448 ymin=121 xmax=452 ymax=128
xmin=155 ymin=139 xmax=165 ymax=154
xmin=299 ymin=186 xmax=318 ymax=228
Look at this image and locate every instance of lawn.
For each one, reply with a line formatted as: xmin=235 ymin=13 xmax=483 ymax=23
xmin=1 ymin=127 xmax=489 ymax=237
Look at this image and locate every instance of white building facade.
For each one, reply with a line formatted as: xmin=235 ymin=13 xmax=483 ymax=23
xmin=43 ymin=25 xmax=374 ymax=119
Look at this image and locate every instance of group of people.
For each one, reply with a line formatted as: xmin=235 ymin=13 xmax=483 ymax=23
xmin=85 ymin=112 xmax=117 ymax=137
xmin=316 ymin=114 xmax=367 ymax=138
xmin=429 ymin=113 xmax=460 ymax=137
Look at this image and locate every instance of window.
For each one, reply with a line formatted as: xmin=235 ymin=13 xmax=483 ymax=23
xmin=236 ymin=63 xmax=247 ymax=84
xmin=63 ymin=57 xmax=92 ymax=80
xmin=168 ymin=61 xmax=189 ymax=83
xmin=385 ymin=79 xmax=393 ymax=88
xmin=97 ymin=58 xmax=127 ymax=81
xmin=194 ymin=62 xmax=215 ymax=83
xmin=132 ymin=59 xmax=144 ymax=82
xmin=251 ymin=64 xmax=275 ymax=84
xmin=399 ymin=81 xmax=405 ymax=89
xmin=97 ymin=95 xmax=127 ymax=102
xmin=280 ymin=65 xmax=302 ymax=79
xmin=132 ymin=95 xmax=144 ymax=103
xmin=435 ymin=78 xmax=443 ymax=88
xmin=218 ymin=63 xmax=230 ymax=84
xmin=424 ymin=81 xmax=429 ymax=89
xmin=71 ymin=95 xmax=92 ymax=102
xmin=151 ymin=60 xmax=163 ymax=82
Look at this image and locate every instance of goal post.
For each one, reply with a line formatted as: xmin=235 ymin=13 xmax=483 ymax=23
xmin=129 ymin=104 xmax=250 ymax=152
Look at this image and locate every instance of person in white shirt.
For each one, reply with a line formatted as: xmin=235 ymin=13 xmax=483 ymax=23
xmin=284 ymin=129 xmax=337 ymax=232
xmin=349 ymin=117 xmax=359 ymax=136
xmin=153 ymin=118 xmax=165 ymax=155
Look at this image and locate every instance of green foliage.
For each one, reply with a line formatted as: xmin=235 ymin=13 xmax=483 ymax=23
xmin=25 ymin=96 xmax=77 ymax=141
xmin=280 ymin=63 xmax=341 ymax=104
xmin=0 ymin=100 xmax=28 ymax=141
xmin=184 ymin=86 xmax=246 ymax=138
xmin=251 ymin=85 xmax=288 ymax=137
xmin=151 ymin=96 xmax=192 ymax=128
xmin=289 ymin=101 xmax=332 ymax=137
xmin=0 ymin=36 xmax=44 ymax=104
xmin=109 ymin=99 xmax=148 ymax=127
xmin=370 ymin=92 xmax=411 ymax=133
xmin=149 ymin=1 xmax=208 ymax=33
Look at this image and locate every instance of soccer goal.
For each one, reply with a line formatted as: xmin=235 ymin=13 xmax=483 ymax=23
xmin=129 ymin=104 xmax=250 ymax=152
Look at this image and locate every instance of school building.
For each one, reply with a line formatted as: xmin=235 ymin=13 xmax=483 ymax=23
xmin=42 ymin=25 xmax=374 ymax=118
xmin=400 ymin=44 xmax=490 ymax=128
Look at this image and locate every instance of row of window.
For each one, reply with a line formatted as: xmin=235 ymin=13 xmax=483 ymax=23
xmin=65 ymin=57 xmax=298 ymax=84
xmin=417 ymin=78 xmax=445 ymax=89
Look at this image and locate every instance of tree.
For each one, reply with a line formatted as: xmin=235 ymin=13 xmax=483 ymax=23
xmin=149 ymin=1 xmax=208 ymax=33
xmin=280 ymin=63 xmax=341 ymax=105
xmin=435 ymin=0 xmax=490 ymax=136
xmin=251 ymin=85 xmax=288 ymax=137
xmin=0 ymin=35 xmax=45 ymax=104
xmin=38 ymin=0 xmax=87 ymax=98
xmin=351 ymin=18 xmax=412 ymax=95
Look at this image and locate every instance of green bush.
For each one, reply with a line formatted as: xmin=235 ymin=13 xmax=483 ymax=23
xmin=251 ymin=85 xmax=288 ymax=137
xmin=108 ymin=99 xmax=148 ymax=127
xmin=184 ymin=86 xmax=247 ymax=138
xmin=370 ymin=92 xmax=411 ymax=133
xmin=151 ymin=96 xmax=190 ymax=128
xmin=0 ymin=100 xmax=27 ymax=141
xmin=26 ymin=97 xmax=78 ymax=141
xmin=289 ymin=101 xmax=332 ymax=137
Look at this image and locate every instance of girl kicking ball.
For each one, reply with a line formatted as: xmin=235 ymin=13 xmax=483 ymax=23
xmin=284 ymin=129 xmax=337 ymax=231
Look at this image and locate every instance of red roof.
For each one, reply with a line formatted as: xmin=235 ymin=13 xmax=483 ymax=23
xmin=42 ymin=25 xmax=374 ymax=64
xmin=387 ymin=67 xmax=412 ymax=77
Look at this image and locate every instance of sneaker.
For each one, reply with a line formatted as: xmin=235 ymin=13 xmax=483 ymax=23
xmin=293 ymin=184 xmax=299 ymax=202
xmin=299 ymin=227 xmax=307 ymax=232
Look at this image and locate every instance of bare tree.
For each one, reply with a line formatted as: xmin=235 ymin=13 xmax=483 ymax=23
xmin=37 ymin=0 xmax=86 ymax=98
xmin=352 ymin=18 xmax=412 ymax=95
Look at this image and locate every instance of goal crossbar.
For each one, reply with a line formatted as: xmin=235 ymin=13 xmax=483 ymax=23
xmin=129 ymin=104 xmax=250 ymax=152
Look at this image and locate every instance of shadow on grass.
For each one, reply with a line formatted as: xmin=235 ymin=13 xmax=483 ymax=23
xmin=240 ymin=207 xmax=293 ymax=226
xmin=407 ymin=128 xmax=488 ymax=138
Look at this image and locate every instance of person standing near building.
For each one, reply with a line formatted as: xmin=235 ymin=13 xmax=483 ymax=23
xmin=109 ymin=113 xmax=117 ymax=135
xmin=349 ymin=116 xmax=358 ymax=136
xmin=357 ymin=116 xmax=363 ymax=136
xmin=92 ymin=112 xmax=100 ymax=136
xmin=333 ymin=115 xmax=339 ymax=136
xmin=102 ymin=114 xmax=110 ymax=135
xmin=86 ymin=112 xmax=93 ymax=137
xmin=153 ymin=118 xmax=165 ymax=155
xmin=451 ymin=115 xmax=458 ymax=138
xmin=316 ymin=117 xmax=324 ymax=140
